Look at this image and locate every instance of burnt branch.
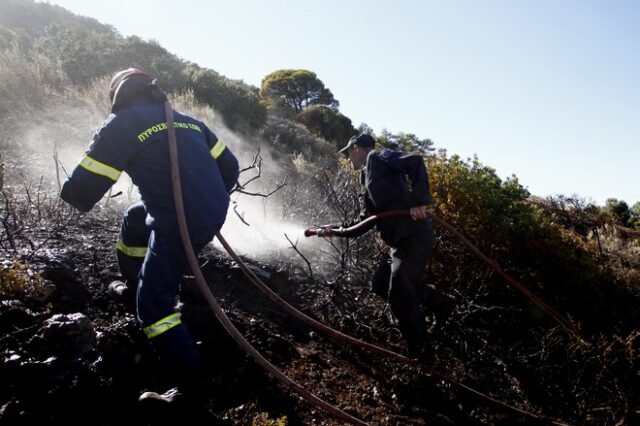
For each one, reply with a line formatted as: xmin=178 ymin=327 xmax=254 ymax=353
xmin=1 ymin=190 xmax=18 ymax=251
xmin=232 ymin=150 xmax=264 ymax=193
xmin=25 ymin=207 xmax=78 ymax=261
xmin=234 ymin=175 xmax=287 ymax=198
xmin=232 ymin=200 xmax=251 ymax=227
xmin=231 ymin=149 xmax=288 ymax=198
xmin=239 ymin=150 xmax=262 ymax=173
xmin=0 ymin=155 xmax=4 ymax=191
xmin=228 ymin=150 xmax=288 ymax=224
xmin=53 ymin=148 xmax=61 ymax=193
xmin=284 ymin=233 xmax=314 ymax=280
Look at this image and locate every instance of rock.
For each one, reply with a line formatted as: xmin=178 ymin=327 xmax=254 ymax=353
xmin=31 ymin=280 xmax=57 ymax=304
xmin=0 ymin=300 xmax=38 ymax=333
xmin=41 ymin=313 xmax=96 ymax=357
xmin=41 ymin=263 xmax=91 ymax=309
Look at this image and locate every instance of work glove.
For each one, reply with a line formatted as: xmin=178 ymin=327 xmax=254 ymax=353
xmin=409 ymin=205 xmax=429 ymax=221
xmin=316 ymin=223 xmax=341 ymax=238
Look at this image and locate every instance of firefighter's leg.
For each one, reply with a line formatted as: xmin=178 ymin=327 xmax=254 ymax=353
xmin=414 ymin=220 xmax=456 ymax=322
xmin=112 ymin=202 xmax=150 ymax=307
xmin=388 ymin=230 xmax=433 ymax=356
xmin=370 ymin=252 xmax=392 ymax=299
xmin=136 ymin=227 xmax=217 ymax=385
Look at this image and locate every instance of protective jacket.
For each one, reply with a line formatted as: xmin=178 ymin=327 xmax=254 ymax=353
xmin=344 ymin=148 xmax=433 ymax=245
xmin=61 ymin=102 xmax=239 ymax=233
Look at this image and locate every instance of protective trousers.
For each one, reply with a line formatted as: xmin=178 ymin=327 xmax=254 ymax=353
xmin=116 ymin=202 xmax=218 ymax=383
xmin=370 ymin=219 xmax=435 ymax=354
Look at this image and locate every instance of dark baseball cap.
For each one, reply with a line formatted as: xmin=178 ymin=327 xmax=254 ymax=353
xmin=339 ymin=133 xmax=375 ymax=154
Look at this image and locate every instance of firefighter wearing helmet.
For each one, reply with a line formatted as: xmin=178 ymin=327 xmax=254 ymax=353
xmin=60 ymin=68 xmax=239 ymax=405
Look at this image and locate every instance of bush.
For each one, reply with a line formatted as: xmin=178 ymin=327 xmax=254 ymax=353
xmin=188 ymin=67 xmax=266 ymax=133
xmin=602 ymin=198 xmax=631 ymax=227
xmin=0 ymin=43 xmax=68 ymax=119
xmin=252 ymin=413 xmax=288 ymax=426
xmin=425 ymin=151 xmax=637 ymax=334
xmin=260 ymin=116 xmax=338 ymax=167
xmin=0 ymin=259 xmax=46 ymax=301
xmin=294 ymin=105 xmax=355 ymax=147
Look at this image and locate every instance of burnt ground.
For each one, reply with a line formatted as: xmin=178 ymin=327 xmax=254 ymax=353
xmin=0 ymin=204 xmax=479 ymax=426
xmin=0 ymin=204 xmax=468 ymax=426
xmin=1 ymin=173 xmax=639 ymax=425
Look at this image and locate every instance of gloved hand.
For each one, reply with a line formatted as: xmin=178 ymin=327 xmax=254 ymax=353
xmin=316 ymin=226 xmax=338 ymax=237
xmin=409 ymin=205 xmax=429 ymax=221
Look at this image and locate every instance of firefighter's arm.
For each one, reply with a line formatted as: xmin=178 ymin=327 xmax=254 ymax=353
xmin=203 ymin=125 xmax=239 ymax=193
xmin=216 ymin=147 xmax=239 ymax=193
xmin=395 ymin=154 xmax=433 ymax=206
xmin=60 ymin=130 xmax=122 ymax=212
xmin=60 ymin=172 xmax=113 ymax=212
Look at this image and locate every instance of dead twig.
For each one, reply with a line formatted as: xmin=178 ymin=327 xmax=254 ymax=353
xmin=237 ymin=150 xmax=263 ymax=187
xmin=36 ymin=177 xmax=44 ymax=222
xmin=284 ymin=233 xmax=314 ymax=280
xmin=1 ymin=190 xmax=18 ymax=251
xmin=53 ymin=147 xmax=61 ymax=193
xmin=234 ymin=175 xmax=287 ymax=198
xmin=227 ymin=149 xmax=288 ymax=224
xmin=0 ymin=323 xmax=42 ymax=344
xmin=232 ymin=200 xmax=250 ymax=226
xmin=231 ymin=149 xmax=288 ymax=198
xmin=0 ymin=154 xmax=4 ymax=191
xmin=25 ymin=207 xmax=78 ymax=261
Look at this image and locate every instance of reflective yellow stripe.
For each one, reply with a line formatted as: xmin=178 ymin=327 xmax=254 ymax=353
xmin=79 ymin=155 xmax=121 ymax=181
xmin=210 ymin=141 xmax=226 ymax=159
xmin=143 ymin=312 xmax=182 ymax=339
xmin=116 ymin=237 xmax=147 ymax=258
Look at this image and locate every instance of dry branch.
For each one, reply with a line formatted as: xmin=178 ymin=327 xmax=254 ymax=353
xmin=284 ymin=233 xmax=314 ymax=280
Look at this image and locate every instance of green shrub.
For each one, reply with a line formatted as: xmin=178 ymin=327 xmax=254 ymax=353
xmin=260 ymin=116 xmax=338 ymax=167
xmin=0 ymin=259 xmax=46 ymax=300
xmin=425 ymin=151 xmax=636 ymax=334
xmin=252 ymin=413 xmax=287 ymax=426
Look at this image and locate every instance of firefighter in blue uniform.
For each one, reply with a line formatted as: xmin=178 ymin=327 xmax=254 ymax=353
xmin=326 ymin=133 xmax=452 ymax=360
xmin=60 ymin=68 xmax=239 ymax=403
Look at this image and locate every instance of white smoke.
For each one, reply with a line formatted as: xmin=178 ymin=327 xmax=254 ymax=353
xmin=4 ymin=85 xmax=323 ymax=264
xmin=189 ymin=103 xmax=321 ymax=261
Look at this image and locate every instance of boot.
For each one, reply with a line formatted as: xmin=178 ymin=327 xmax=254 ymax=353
xmin=139 ymin=387 xmax=181 ymax=404
xmin=139 ymin=379 xmax=209 ymax=406
xmin=139 ymin=385 xmax=216 ymax=424
xmin=108 ymin=280 xmax=128 ymax=297
xmin=108 ymin=280 xmax=136 ymax=311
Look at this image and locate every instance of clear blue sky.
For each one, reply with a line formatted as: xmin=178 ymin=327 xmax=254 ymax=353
xmin=43 ymin=0 xmax=639 ymax=206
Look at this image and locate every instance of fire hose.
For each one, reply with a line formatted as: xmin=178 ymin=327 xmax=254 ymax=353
xmin=216 ymin=233 xmax=571 ymax=425
xmin=305 ymin=211 xmax=582 ymax=341
xmin=165 ymin=99 xmax=573 ymax=425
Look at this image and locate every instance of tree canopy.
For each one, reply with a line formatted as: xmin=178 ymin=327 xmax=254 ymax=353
xmin=187 ymin=67 xmax=266 ymax=132
xmin=376 ymin=129 xmax=434 ymax=153
xmin=630 ymin=202 xmax=640 ymax=229
xmin=0 ymin=0 xmax=266 ymax=133
xmin=260 ymin=69 xmax=338 ymax=116
xmin=295 ymin=105 xmax=356 ymax=147
xmin=603 ymin=198 xmax=631 ymax=226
